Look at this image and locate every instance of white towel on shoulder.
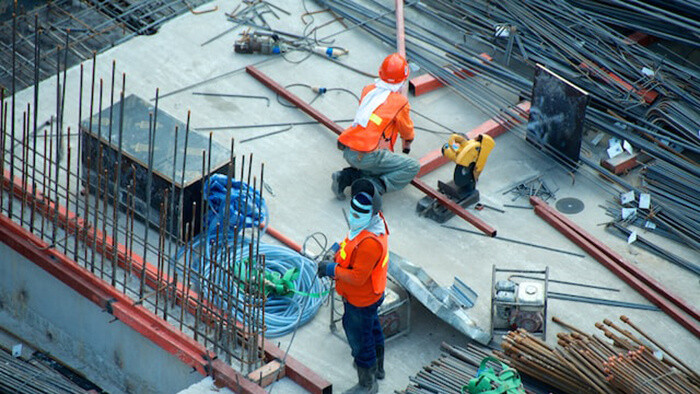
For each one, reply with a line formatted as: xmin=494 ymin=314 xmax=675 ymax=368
xmin=352 ymin=79 xmax=404 ymax=127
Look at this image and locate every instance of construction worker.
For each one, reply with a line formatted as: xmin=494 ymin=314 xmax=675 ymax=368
xmin=318 ymin=179 xmax=389 ymax=394
xmin=332 ymin=53 xmax=420 ymax=200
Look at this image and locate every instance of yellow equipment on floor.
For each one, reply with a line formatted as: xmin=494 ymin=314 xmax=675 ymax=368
xmin=417 ymin=134 xmax=495 ymax=223
xmin=442 ymin=134 xmax=495 ymax=183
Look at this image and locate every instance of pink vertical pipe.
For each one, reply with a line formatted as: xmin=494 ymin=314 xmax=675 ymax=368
xmin=395 ymin=0 xmax=408 ymax=96
xmin=395 ymin=0 xmax=406 ymax=57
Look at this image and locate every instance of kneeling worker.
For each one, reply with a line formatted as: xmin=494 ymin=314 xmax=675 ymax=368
xmin=332 ymin=53 xmax=420 ymax=199
xmin=318 ymin=179 xmax=389 ymax=394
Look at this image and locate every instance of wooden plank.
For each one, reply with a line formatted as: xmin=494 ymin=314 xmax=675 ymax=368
xmin=248 ymin=361 xmax=285 ymax=387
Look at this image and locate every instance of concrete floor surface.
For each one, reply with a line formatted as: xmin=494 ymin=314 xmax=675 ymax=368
xmin=7 ymin=0 xmax=699 ymax=392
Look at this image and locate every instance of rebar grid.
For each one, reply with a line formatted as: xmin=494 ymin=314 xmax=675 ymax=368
xmin=0 ymin=0 xmax=211 ymax=94
xmin=1 ymin=9 xmax=266 ymax=373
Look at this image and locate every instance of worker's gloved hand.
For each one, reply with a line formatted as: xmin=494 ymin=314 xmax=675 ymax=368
xmin=317 ymin=260 xmax=336 ymax=279
xmin=402 ymin=139 xmax=413 ymax=154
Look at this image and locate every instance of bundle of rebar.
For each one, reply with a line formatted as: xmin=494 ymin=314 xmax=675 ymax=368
xmin=0 ymin=0 xmax=210 ymax=94
xmin=0 ymin=347 xmax=89 ymax=394
xmin=398 ymin=342 xmax=547 ymax=394
xmin=316 ymin=0 xmax=699 ymax=252
xmin=495 ymin=317 xmax=700 ymax=393
xmin=641 ymin=161 xmax=700 ymax=250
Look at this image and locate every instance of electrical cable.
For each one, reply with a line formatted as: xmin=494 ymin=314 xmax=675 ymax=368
xmin=174 ymin=175 xmax=329 ymax=338
xmin=275 ymin=83 xmax=360 ymax=108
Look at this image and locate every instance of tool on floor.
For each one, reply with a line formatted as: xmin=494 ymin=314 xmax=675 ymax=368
xmin=330 ymin=275 xmax=411 ymax=342
xmin=490 ymin=266 xmax=548 ymax=341
xmin=417 ymin=134 xmax=495 ymax=222
xmin=234 ymin=30 xmax=348 ymax=58
xmin=503 ymin=174 xmax=557 ymax=202
xmin=450 ymin=276 xmax=478 ymax=309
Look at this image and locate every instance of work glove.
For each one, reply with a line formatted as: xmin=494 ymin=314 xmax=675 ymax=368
xmin=317 ymin=260 xmax=337 ymax=279
xmin=402 ymin=139 xmax=413 ymax=154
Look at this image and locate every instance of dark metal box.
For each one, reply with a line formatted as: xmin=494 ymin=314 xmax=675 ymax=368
xmin=81 ymin=94 xmax=231 ymax=237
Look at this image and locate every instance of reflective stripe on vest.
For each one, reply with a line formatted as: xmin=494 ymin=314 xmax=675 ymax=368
xmin=336 ymin=230 xmax=389 ymax=295
xmin=337 ymin=84 xmax=408 ymax=152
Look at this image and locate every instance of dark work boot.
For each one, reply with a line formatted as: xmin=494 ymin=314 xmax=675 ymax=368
xmin=376 ymin=345 xmax=385 ymax=380
xmin=342 ymin=364 xmax=378 ymax=394
xmin=332 ymin=167 xmax=362 ymax=200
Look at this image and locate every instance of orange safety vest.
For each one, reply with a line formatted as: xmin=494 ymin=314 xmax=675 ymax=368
xmin=338 ymin=84 xmax=409 ymax=153
xmin=334 ymin=215 xmax=390 ymax=306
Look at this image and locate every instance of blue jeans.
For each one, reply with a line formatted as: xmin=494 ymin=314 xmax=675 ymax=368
xmin=342 ymin=297 xmax=385 ymax=368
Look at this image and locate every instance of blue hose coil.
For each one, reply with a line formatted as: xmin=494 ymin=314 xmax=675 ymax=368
xmin=176 ymin=175 xmax=328 ymax=338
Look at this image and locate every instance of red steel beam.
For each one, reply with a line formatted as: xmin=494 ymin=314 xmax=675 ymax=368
xmin=245 ymin=66 xmax=344 ymax=136
xmin=0 ymin=213 xmax=267 ymax=394
xmin=531 ymin=196 xmax=699 ymax=321
xmin=623 ymin=31 xmax=659 ymax=47
xmin=1 ymin=170 xmax=332 ymax=394
xmin=412 ymin=178 xmax=496 ymax=236
xmin=579 ymin=61 xmax=658 ymax=104
xmin=417 ymin=100 xmax=531 ymax=178
xmin=530 ymin=197 xmax=699 ymax=337
xmin=246 ymin=66 xmax=497 ymax=236
xmin=409 ymin=53 xmax=493 ymax=97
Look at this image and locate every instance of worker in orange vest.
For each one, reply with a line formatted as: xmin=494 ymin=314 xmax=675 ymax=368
xmin=318 ymin=179 xmax=389 ymax=394
xmin=332 ymin=53 xmax=420 ymax=200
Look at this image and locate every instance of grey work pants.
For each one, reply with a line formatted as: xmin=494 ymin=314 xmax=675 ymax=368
xmin=343 ymin=148 xmax=420 ymax=194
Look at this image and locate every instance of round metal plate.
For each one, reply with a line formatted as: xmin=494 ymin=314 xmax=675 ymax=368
xmin=556 ymin=197 xmax=585 ymax=214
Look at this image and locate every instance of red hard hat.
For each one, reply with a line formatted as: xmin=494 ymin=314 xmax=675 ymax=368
xmin=378 ymin=53 xmax=409 ymax=84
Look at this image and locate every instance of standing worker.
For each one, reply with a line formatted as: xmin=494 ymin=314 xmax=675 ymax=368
xmin=332 ymin=53 xmax=420 ymax=200
xmin=318 ymin=179 xmax=389 ymax=394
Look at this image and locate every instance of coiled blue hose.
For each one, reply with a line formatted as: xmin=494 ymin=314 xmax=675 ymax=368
xmin=176 ymin=175 xmax=328 ymax=338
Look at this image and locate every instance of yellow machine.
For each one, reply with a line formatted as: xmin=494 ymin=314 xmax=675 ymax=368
xmin=417 ymin=134 xmax=495 ymax=222
xmin=442 ymin=133 xmax=495 ymax=187
xmin=442 ymin=134 xmax=496 ymax=180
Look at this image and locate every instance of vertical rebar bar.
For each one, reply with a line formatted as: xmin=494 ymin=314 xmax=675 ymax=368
xmin=180 ymin=222 xmax=191 ymax=332
xmin=0 ymin=91 xmax=5 ymax=214
xmin=100 ymin=168 xmax=108 ymax=278
xmin=111 ymin=161 xmax=119 ymax=287
xmin=64 ymin=130 xmax=71 ymax=256
xmin=52 ymin=46 xmax=61 ymax=245
xmin=107 ymin=61 xmax=116 ymax=145
xmin=191 ymin=213 xmax=199 ymax=341
xmin=156 ymin=197 xmax=166 ymax=314
xmin=91 ymin=78 xmax=104 ymax=272
xmin=10 ymin=3 xmax=17 ymax=217
xmin=127 ymin=167 xmax=136 ymax=292
xmin=40 ymin=128 xmax=47 ymax=238
xmin=141 ymin=108 xmax=155 ymax=298
xmin=84 ymin=154 xmax=91 ymax=266
xmin=73 ymin=66 xmax=83 ymax=256
xmin=30 ymin=13 xmax=40 ymax=234
xmin=20 ymin=109 xmax=27 ymax=226
xmin=168 ymin=125 xmax=179 ymax=304
xmin=162 ymin=188 xmax=170 ymax=321
xmin=112 ymin=86 xmax=126 ymax=276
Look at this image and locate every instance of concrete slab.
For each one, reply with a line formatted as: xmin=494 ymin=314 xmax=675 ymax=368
xmin=5 ymin=0 xmax=699 ymax=391
xmin=0 ymin=241 xmax=202 ymax=393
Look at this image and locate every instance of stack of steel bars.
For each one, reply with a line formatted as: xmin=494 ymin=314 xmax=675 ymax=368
xmin=495 ymin=317 xmax=700 ymax=393
xmin=530 ymin=196 xmax=699 ymax=337
xmin=0 ymin=347 xmax=90 ymax=394
xmin=566 ymin=0 xmax=700 ymax=47
xmin=398 ymin=342 xmax=549 ymax=394
xmin=0 ymin=0 xmax=210 ymax=94
xmin=641 ymin=161 xmax=700 ymax=249
xmin=316 ymin=0 xmax=699 ymax=251
xmin=604 ymin=222 xmax=700 ymax=275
